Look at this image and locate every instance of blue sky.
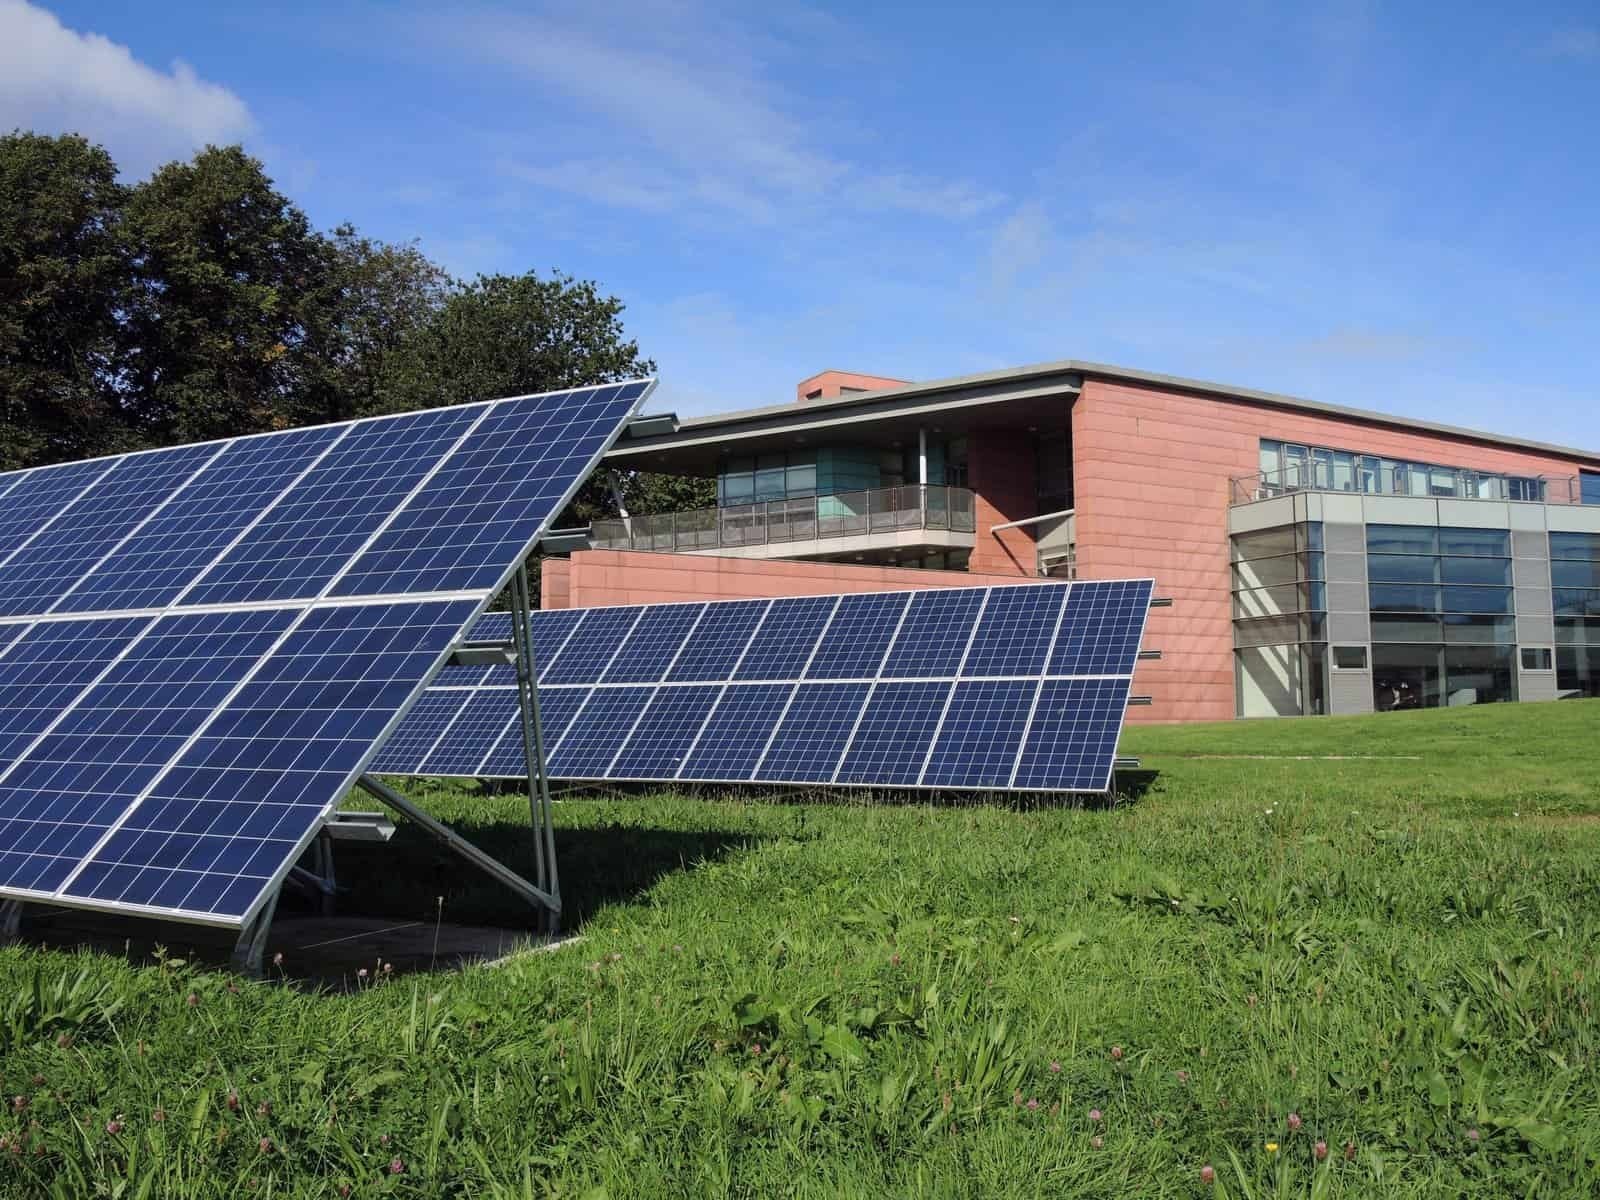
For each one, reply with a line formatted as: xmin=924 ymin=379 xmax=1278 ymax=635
xmin=4 ymin=1 xmax=1597 ymax=449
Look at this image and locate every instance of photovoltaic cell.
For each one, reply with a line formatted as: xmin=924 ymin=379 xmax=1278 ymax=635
xmin=602 ymin=603 xmax=705 ymax=683
xmin=667 ymin=600 xmax=769 ymax=682
xmin=805 ymin=592 xmax=909 ymax=679
xmin=181 ymin=403 xmax=489 ymax=607
xmin=0 ymin=616 xmax=153 ymax=762
xmin=833 ymin=682 xmax=946 ymax=785
xmin=60 ymin=425 xmax=345 ymax=613
xmin=542 ymin=607 xmax=642 ymax=684
xmin=754 ymin=683 xmax=869 ymax=783
xmin=476 ymin=686 xmax=589 ymax=777
xmin=609 ymin=685 xmax=721 ymax=779
xmin=677 ymin=684 xmax=792 ymax=779
xmin=547 ymin=687 xmax=653 ymax=778
xmin=959 ymin=585 xmax=1067 ymax=677
xmin=0 ymin=442 xmax=221 ymax=618
xmin=0 ymin=458 xmax=116 ymax=563
xmin=921 ymin=679 xmax=1038 ymax=789
xmin=378 ymin=576 xmax=1153 ymax=795
xmin=365 ymin=690 xmax=465 ymax=777
xmin=61 ymin=600 xmax=477 ymax=918
xmin=0 ymin=608 xmax=297 ymax=894
xmin=1011 ymin=678 xmax=1134 ymax=792
xmin=880 ymin=588 xmax=985 ymax=678
xmin=0 ymin=378 xmax=655 ymax=926
xmin=1047 ymin=579 xmax=1155 ymax=675
xmin=333 ymin=383 xmax=650 ymax=596
xmin=735 ymin=595 xmax=838 ymax=680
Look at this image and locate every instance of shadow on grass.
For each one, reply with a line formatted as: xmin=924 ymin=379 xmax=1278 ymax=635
xmin=331 ymin=818 xmax=764 ymax=929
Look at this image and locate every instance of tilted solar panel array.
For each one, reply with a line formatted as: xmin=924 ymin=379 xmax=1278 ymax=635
xmin=0 ymin=380 xmax=653 ymax=926
xmin=371 ymin=579 xmax=1154 ymax=792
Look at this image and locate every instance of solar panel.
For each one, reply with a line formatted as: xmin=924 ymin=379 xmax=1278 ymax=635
xmin=376 ymin=578 xmax=1154 ymax=793
xmin=0 ymin=379 xmax=654 ymax=926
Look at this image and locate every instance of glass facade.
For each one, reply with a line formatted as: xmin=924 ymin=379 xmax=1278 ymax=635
xmin=1583 ymin=471 xmax=1600 ymax=506
xmin=718 ymin=450 xmax=817 ymax=505
xmin=1258 ymin=439 xmax=1546 ymax=502
xmin=1553 ymin=531 xmax=1600 ymax=698
xmin=1232 ymin=522 xmax=1327 ymax=716
xmin=1366 ymin=525 xmax=1516 ymax=709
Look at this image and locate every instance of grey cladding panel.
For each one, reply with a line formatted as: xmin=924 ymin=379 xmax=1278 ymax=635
xmin=1326 ymin=610 xmax=1370 ymax=643
xmin=1512 ymin=530 xmax=1550 ymax=560
xmin=1330 ymin=669 xmax=1374 ymax=716
xmin=1323 ymin=523 xmax=1367 ymax=555
xmin=1514 ymin=586 xmax=1552 ymax=616
xmin=1516 ymin=614 xmax=1555 ymax=645
xmin=1517 ymin=671 xmax=1557 ymax=703
xmin=1326 ymin=581 xmax=1369 ymax=614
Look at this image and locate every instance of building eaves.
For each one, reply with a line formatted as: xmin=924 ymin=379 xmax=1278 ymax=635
xmin=618 ymin=358 xmax=1600 ymax=468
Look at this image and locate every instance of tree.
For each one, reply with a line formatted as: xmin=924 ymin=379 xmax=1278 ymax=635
xmin=308 ymin=225 xmax=451 ymax=423
xmin=0 ymin=132 xmax=129 ymax=471
xmin=374 ymin=270 xmax=654 ymax=412
xmin=119 ymin=145 xmax=335 ymax=445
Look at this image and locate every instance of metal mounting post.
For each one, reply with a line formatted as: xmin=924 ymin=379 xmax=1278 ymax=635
xmin=510 ymin=562 xmax=562 ymax=931
xmin=230 ymin=889 xmax=280 ymax=978
xmin=0 ymin=899 xmax=22 ymax=941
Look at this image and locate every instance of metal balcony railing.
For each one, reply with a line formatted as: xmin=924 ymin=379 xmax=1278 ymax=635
xmin=591 ymin=485 xmax=977 ymax=554
xmin=1230 ymin=469 xmax=1583 ymax=507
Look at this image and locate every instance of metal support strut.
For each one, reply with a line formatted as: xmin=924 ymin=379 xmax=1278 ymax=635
xmin=230 ymin=890 xmax=280 ymax=978
xmin=510 ymin=562 xmax=562 ymax=931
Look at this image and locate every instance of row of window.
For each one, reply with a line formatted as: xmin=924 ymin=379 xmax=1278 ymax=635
xmin=1259 ymin=440 xmax=1547 ymax=502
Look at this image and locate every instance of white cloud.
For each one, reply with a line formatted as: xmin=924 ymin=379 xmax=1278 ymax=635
xmin=0 ymin=0 xmax=253 ymax=174
xmin=428 ymin=2 xmax=1002 ymax=226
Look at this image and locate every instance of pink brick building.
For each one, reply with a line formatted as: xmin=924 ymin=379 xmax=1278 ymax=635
xmin=568 ymin=363 xmax=1600 ymax=722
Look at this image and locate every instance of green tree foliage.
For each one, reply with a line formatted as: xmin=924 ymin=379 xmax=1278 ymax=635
xmin=118 ymin=145 xmax=335 ymax=445
xmin=0 ymin=132 xmax=129 ymax=471
xmin=374 ymin=270 xmax=655 ymax=412
xmin=1 ymin=134 xmax=711 ymax=527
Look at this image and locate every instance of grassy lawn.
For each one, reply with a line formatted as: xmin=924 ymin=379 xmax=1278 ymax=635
xmin=2 ymin=700 xmax=1598 ymax=1197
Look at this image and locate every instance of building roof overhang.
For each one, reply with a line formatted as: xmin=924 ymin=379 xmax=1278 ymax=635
xmin=607 ymin=358 xmax=1600 ymax=476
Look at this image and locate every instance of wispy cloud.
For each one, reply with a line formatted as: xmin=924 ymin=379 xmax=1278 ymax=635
xmin=1539 ymin=28 xmax=1599 ymax=60
xmin=419 ymin=1 xmax=1003 ymax=226
xmin=0 ymin=0 xmax=253 ymax=174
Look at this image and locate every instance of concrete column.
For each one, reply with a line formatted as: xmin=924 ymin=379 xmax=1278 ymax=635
xmin=918 ymin=428 xmax=928 ymax=485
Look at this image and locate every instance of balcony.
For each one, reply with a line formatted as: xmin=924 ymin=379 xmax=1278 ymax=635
xmin=591 ymin=484 xmax=977 ymax=559
xmin=1230 ymin=469 xmax=1585 ymax=508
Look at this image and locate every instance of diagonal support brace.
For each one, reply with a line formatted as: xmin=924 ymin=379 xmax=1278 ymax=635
xmin=357 ymin=774 xmax=560 ymax=918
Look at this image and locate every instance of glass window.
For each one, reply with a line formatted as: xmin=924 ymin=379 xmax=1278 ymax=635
xmin=1233 ymin=584 xmax=1306 ymax=620
xmin=1234 ymin=615 xmax=1306 ymax=648
xmin=1303 ymin=644 xmax=1328 ymax=715
xmin=1554 ymin=589 xmax=1600 ymax=617
xmin=1582 ymin=471 xmax=1600 ymax=506
xmin=1333 ymin=645 xmax=1368 ymax=669
xmin=753 ymin=467 xmax=787 ymax=501
xmin=1550 ymin=532 xmax=1600 ymax=563
xmin=1367 ymin=525 xmax=1437 ymax=556
xmin=1440 ymin=556 xmax=1512 ymax=586
xmin=1371 ymin=614 xmax=1442 ymax=642
xmin=1521 ymin=647 xmax=1553 ymax=671
xmin=1556 ymin=646 xmax=1600 ymax=697
xmin=1370 ymin=583 xmax=1437 ymax=613
xmin=1437 ymin=527 xmax=1509 ymax=557
xmin=726 ymin=456 xmax=754 ymax=474
xmin=1282 ymin=444 xmax=1308 ymax=487
xmin=1552 ymin=560 xmax=1600 ymax=589
xmin=1441 ymin=586 xmax=1511 ymax=615
xmin=1312 ymin=448 xmax=1334 ymax=489
xmin=1367 ymin=554 xmax=1438 ymax=584
xmin=1232 ymin=527 xmax=1299 ymax=561
xmin=1303 ymin=523 xmax=1325 ymax=552
xmin=1555 ymin=617 xmax=1600 ymax=646
xmin=721 ymin=473 xmax=753 ymax=504
xmin=1371 ymin=643 xmax=1442 ymax=710
xmin=1237 ymin=644 xmax=1304 ymax=717
xmin=785 ymin=464 xmax=817 ymax=496
xmin=1429 ymin=466 xmax=1459 ymax=497
xmin=1259 ymin=440 xmax=1281 ymax=478
xmin=1443 ymin=645 xmax=1516 ymax=705
xmin=1332 ymin=452 xmax=1356 ymax=492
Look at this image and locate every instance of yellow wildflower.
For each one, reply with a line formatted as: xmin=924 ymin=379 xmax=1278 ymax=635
xmin=1265 ymin=1142 xmax=1279 ymax=1153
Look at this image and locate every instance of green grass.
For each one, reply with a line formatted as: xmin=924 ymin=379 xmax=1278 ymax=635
xmin=2 ymin=700 xmax=1599 ymax=1197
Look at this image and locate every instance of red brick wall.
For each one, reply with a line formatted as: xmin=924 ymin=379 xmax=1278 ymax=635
xmin=540 ymin=557 xmax=571 ymax=609
xmin=966 ymin=429 xmax=1038 ymax=576
xmin=794 ymin=369 xmax=908 ymax=402
xmin=1070 ymin=377 xmax=1593 ymax=722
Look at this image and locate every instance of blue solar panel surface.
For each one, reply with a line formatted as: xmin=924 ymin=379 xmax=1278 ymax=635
xmin=373 ymin=578 xmax=1153 ymax=794
xmin=0 ymin=379 xmax=654 ymax=926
